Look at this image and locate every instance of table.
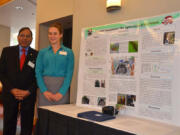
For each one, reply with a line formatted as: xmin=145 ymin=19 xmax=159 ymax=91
xmin=34 ymin=104 xmax=180 ymax=135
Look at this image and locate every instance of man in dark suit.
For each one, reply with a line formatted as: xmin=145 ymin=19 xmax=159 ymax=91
xmin=0 ymin=27 xmax=38 ymax=135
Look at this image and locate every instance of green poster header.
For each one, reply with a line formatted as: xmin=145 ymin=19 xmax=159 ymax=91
xmin=84 ymin=12 xmax=180 ymax=38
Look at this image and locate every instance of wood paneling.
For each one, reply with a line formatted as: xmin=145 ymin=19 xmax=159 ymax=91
xmin=0 ymin=0 xmax=14 ymax=7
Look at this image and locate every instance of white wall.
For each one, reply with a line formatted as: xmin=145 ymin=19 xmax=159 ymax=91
xmin=0 ymin=25 xmax=10 ymax=55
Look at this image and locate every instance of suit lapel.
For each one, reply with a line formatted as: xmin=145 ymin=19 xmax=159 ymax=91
xmin=23 ymin=47 xmax=35 ymax=70
xmin=14 ymin=45 xmax=20 ymax=72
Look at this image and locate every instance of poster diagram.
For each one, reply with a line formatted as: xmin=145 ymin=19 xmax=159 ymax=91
xmin=77 ymin=11 xmax=180 ymax=126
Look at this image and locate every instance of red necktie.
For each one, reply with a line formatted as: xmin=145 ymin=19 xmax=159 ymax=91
xmin=20 ymin=48 xmax=26 ymax=70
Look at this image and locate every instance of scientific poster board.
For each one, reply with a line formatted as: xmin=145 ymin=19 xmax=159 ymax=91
xmin=76 ymin=11 xmax=180 ymax=126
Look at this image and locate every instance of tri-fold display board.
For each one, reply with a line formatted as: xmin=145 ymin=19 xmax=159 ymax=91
xmin=76 ymin=11 xmax=180 ymax=126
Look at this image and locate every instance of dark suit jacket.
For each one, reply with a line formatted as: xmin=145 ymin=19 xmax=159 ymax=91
xmin=0 ymin=45 xmax=38 ymax=103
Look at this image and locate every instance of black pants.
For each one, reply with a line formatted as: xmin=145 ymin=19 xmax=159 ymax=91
xmin=3 ymin=97 xmax=35 ymax=135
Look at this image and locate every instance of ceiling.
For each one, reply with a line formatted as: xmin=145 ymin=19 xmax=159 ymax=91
xmin=0 ymin=0 xmax=36 ymax=33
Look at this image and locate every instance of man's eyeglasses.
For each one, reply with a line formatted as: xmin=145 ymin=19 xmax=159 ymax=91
xmin=19 ymin=34 xmax=32 ymax=38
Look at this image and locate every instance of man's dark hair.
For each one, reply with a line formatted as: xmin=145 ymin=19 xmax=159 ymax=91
xmin=18 ymin=27 xmax=33 ymax=37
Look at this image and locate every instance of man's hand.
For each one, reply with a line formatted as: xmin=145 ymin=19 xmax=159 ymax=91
xmin=11 ymin=88 xmax=30 ymax=100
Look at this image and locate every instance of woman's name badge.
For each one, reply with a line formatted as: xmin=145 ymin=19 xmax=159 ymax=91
xmin=59 ymin=51 xmax=67 ymax=55
xmin=28 ymin=61 xmax=35 ymax=68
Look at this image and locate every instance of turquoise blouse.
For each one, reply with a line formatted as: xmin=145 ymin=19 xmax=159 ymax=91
xmin=35 ymin=45 xmax=74 ymax=95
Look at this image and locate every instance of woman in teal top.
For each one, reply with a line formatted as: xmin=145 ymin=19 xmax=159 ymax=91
xmin=35 ymin=22 xmax=74 ymax=106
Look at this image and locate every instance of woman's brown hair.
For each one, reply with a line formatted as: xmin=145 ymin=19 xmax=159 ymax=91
xmin=49 ymin=22 xmax=63 ymax=34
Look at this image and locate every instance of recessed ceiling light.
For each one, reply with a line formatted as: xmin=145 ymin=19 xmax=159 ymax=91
xmin=15 ymin=6 xmax=23 ymax=10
